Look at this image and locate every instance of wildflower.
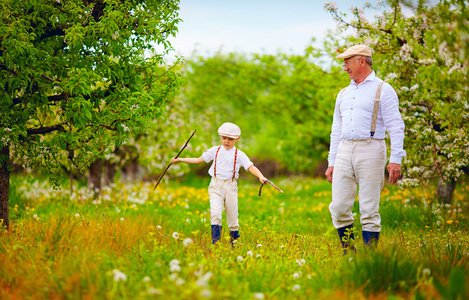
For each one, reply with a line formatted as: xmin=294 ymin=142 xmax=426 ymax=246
xmin=74 ymin=213 xmax=80 ymax=217
xmin=446 ymin=220 xmax=454 ymax=224
xmin=143 ymin=276 xmax=151 ymax=283
xmin=169 ymin=273 xmax=178 ymax=281
xmin=293 ymin=272 xmax=300 ymax=279
xmin=247 ymin=251 xmax=253 ymax=257
xmin=175 ymin=278 xmax=185 ymax=285
xmin=33 ymin=214 xmax=39 ymax=219
xmin=112 ymin=269 xmax=127 ymax=282
xmin=200 ymin=289 xmax=213 ymax=298
xmin=186 ymin=218 xmax=190 ymax=223
xmin=256 ymin=244 xmax=262 ymax=248
xmin=172 ymin=232 xmax=179 ymax=239
xmin=183 ymin=238 xmax=194 ymax=247
xmin=296 ymin=259 xmax=306 ymax=267
xmin=292 ymin=284 xmax=301 ymax=291
xmin=120 ymin=218 xmax=125 ymax=221
xmin=237 ymin=256 xmax=243 ymax=262
xmin=422 ymin=268 xmax=431 ymax=276
xmin=253 ymin=293 xmax=265 ymax=300
xmin=157 ymin=225 xmax=162 ymax=229
xmin=256 ymin=254 xmax=262 ymax=258
xmin=147 ymin=287 xmax=162 ymax=295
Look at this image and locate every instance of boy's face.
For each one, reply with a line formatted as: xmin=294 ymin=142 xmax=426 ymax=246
xmin=220 ymin=136 xmax=239 ymax=150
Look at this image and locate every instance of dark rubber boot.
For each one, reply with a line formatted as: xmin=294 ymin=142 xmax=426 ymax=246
xmin=362 ymin=231 xmax=380 ymax=247
xmin=337 ymin=224 xmax=357 ymax=255
xmin=229 ymin=230 xmax=240 ymax=247
xmin=211 ymin=225 xmax=222 ymax=244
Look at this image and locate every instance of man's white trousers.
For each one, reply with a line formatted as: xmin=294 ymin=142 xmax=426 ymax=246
xmin=329 ymin=139 xmax=387 ymax=232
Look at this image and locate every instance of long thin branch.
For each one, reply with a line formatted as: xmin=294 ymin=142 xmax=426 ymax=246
xmin=27 ymin=124 xmax=65 ymax=135
xmin=153 ymin=130 xmax=196 ymax=190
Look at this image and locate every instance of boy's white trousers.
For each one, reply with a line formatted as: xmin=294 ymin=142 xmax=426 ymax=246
xmin=208 ymin=177 xmax=239 ymax=231
xmin=329 ymin=139 xmax=387 ymax=232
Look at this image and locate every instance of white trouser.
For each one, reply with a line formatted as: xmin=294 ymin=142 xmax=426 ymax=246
xmin=329 ymin=139 xmax=386 ymax=232
xmin=208 ymin=177 xmax=239 ymax=231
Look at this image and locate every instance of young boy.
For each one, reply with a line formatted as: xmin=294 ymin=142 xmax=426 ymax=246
xmin=171 ymin=122 xmax=267 ymax=245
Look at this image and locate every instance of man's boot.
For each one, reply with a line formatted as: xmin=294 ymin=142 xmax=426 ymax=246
xmin=211 ymin=225 xmax=222 ymax=244
xmin=362 ymin=231 xmax=379 ymax=247
xmin=337 ymin=224 xmax=357 ymax=255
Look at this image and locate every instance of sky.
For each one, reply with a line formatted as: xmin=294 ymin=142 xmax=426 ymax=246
xmin=162 ymin=0 xmax=386 ymax=60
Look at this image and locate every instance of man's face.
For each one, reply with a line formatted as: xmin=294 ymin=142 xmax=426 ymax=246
xmin=343 ymin=56 xmax=363 ymax=81
xmin=220 ymin=136 xmax=239 ymax=150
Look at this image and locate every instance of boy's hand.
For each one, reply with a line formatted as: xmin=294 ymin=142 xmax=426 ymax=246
xmin=171 ymin=157 xmax=179 ymax=164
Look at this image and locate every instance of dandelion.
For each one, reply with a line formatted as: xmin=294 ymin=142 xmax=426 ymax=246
xmin=423 ymin=268 xmax=431 ymax=276
xmin=446 ymin=220 xmax=454 ymax=224
xmin=237 ymin=256 xmax=243 ymax=262
xmin=112 ymin=269 xmax=127 ymax=282
xmin=253 ymin=293 xmax=265 ymax=300
xmin=169 ymin=273 xmax=178 ymax=281
xmin=293 ymin=272 xmax=300 ymax=279
xmin=292 ymin=284 xmax=301 ymax=291
xmin=296 ymin=259 xmax=306 ymax=267
xmin=200 ymin=289 xmax=213 ymax=298
xmin=172 ymin=232 xmax=179 ymax=239
xmin=256 ymin=244 xmax=262 ymax=248
xmin=120 ymin=217 xmax=125 ymax=221
xmin=247 ymin=251 xmax=253 ymax=257
xmin=33 ymin=214 xmax=39 ymax=219
xmin=157 ymin=225 xmax=162 ymax=229
xmin=147 ymin=287 xmax=162 ymax=295
xmin=175 ymin=278 xmax=185 ymax=285
xmin=143 ymin=276 xmax=151 ymax=283
xmin=256 ymin=254 xmax=262 ymax=259
xmin=74 ymin=213 xmax=80 ymax=217
xmin=183 ymin=238 xmax=193 ymax=247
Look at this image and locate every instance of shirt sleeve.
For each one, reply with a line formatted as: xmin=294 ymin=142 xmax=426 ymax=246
xmin=238 ymin=150 xmax=254 ymax=171
xmin=380 ymin=83 xmax=406 ymax=164
xmin=202 ymin=146 xmax=218 ymax=163
xmin=328 ymin=89 xmax=345 ymax=167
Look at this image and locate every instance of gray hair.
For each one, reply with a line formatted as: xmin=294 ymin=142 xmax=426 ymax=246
xmin=364 ymin=56 xmax=373 ymax=66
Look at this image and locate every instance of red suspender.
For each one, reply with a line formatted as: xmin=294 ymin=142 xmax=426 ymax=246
xmin=213 ymin=147 xmax=238 ymax=180
xmin=214 ymin=146 xmax=221 ymax=177
xmin=232 ymin=149 xmax=238 ymax=180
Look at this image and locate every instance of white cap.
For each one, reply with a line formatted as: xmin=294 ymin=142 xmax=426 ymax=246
xmin=337 ymin=45 xmax=372 ymax=59
xmin=218 ymin=122 xmax=241 ymax=139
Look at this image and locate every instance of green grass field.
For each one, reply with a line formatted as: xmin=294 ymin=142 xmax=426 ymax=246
xmin=1 ymin=175 xmax=468 ymax=299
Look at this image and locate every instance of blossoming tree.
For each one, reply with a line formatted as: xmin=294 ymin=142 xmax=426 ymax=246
xmin=325 ymin=0 xmax=469 ymax=203
xmin=0 ymin=0 xmax=181 ymax=230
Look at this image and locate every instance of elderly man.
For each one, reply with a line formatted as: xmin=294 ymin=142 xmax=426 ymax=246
xmin=325 ymin=45 xmax=406 ymax=253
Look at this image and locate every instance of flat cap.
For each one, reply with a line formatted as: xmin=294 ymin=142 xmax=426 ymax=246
xmin=337 ymin=45 xmax=372 ymax=59
xmin=218 ymin=122 xmax=241 ymax=139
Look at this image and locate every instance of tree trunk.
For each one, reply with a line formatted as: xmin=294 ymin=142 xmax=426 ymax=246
xmin=437 ymin=177 xmax=456 ymax=204
xmin=103 ymin=159 xmax=117 ymax=187
xmin=0 ymin=145 xmax=10 ymax=231
xmin=88 ymin=158 xmax=102 ymax=194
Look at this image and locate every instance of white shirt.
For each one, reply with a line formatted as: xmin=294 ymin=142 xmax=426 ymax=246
xmin=202 ymin=146 xmax=253 ymax=180
xmin=328 ymin=71 xmax=406 ymax=166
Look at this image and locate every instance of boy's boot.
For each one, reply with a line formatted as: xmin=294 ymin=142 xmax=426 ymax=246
xmin=211 ymin=225 xmax=222 ymax=244
xmin=362 ymin=231 xmax=379 ymax=248
xmin=337 ymin=224 xmax=357 ymax=255
xmin=229 ymin=231 xmax=240 ymax=247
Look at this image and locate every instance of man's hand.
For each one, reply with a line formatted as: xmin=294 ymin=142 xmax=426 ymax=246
xmin=387 ymin=163 xmax=401 ymax=185
xmin=325 ymin=166 xmax=334 ymax=183
xmin=259 ymin=176 xmax=268 ymax=184
xmin=170 ymin=157 xmax=179 ymax=164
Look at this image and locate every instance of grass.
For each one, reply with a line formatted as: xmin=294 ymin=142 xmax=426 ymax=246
xmin=1 ymin=175 xmax=468 ymax=299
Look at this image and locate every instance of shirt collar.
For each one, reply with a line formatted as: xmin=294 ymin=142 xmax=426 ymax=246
xmin=351 ymin=71 xmax=375 ymax=86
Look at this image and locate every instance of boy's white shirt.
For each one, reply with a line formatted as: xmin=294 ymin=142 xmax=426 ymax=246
xmin=202 ymin=146 xmax=253 ymax=180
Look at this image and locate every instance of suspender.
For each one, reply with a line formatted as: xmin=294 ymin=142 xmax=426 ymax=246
xmin=338 ymin=81 xmax=385 ymax=138
xmin=214 ymin=146 xmax=238 ymax=180
xmin=370 ymin=81 xmax=384 ymax=137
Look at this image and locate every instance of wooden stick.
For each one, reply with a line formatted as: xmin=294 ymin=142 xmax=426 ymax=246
xmin=258 ymin=179 xmax=284 ymax=196
xmin=153 ymin=130 xmax=196 ymax=190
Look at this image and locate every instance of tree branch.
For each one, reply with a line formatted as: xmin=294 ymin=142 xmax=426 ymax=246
xmin=27 ymin=124 xmax=65 ymax=135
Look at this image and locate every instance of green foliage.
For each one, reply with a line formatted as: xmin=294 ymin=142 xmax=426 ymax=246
xmin=0 ymin=0 xmax=182 ymax=184
xmin=163 ymin=51 xmax=347 ymax=177
xmin=324 ymin=0 xmax=469 ymax=186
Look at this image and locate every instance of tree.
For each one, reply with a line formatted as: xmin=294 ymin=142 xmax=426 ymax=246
xmin=325 ymin=0 xmax=469 ymax=202
xmin=0 ymin=0 xmax=181 ymax=230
